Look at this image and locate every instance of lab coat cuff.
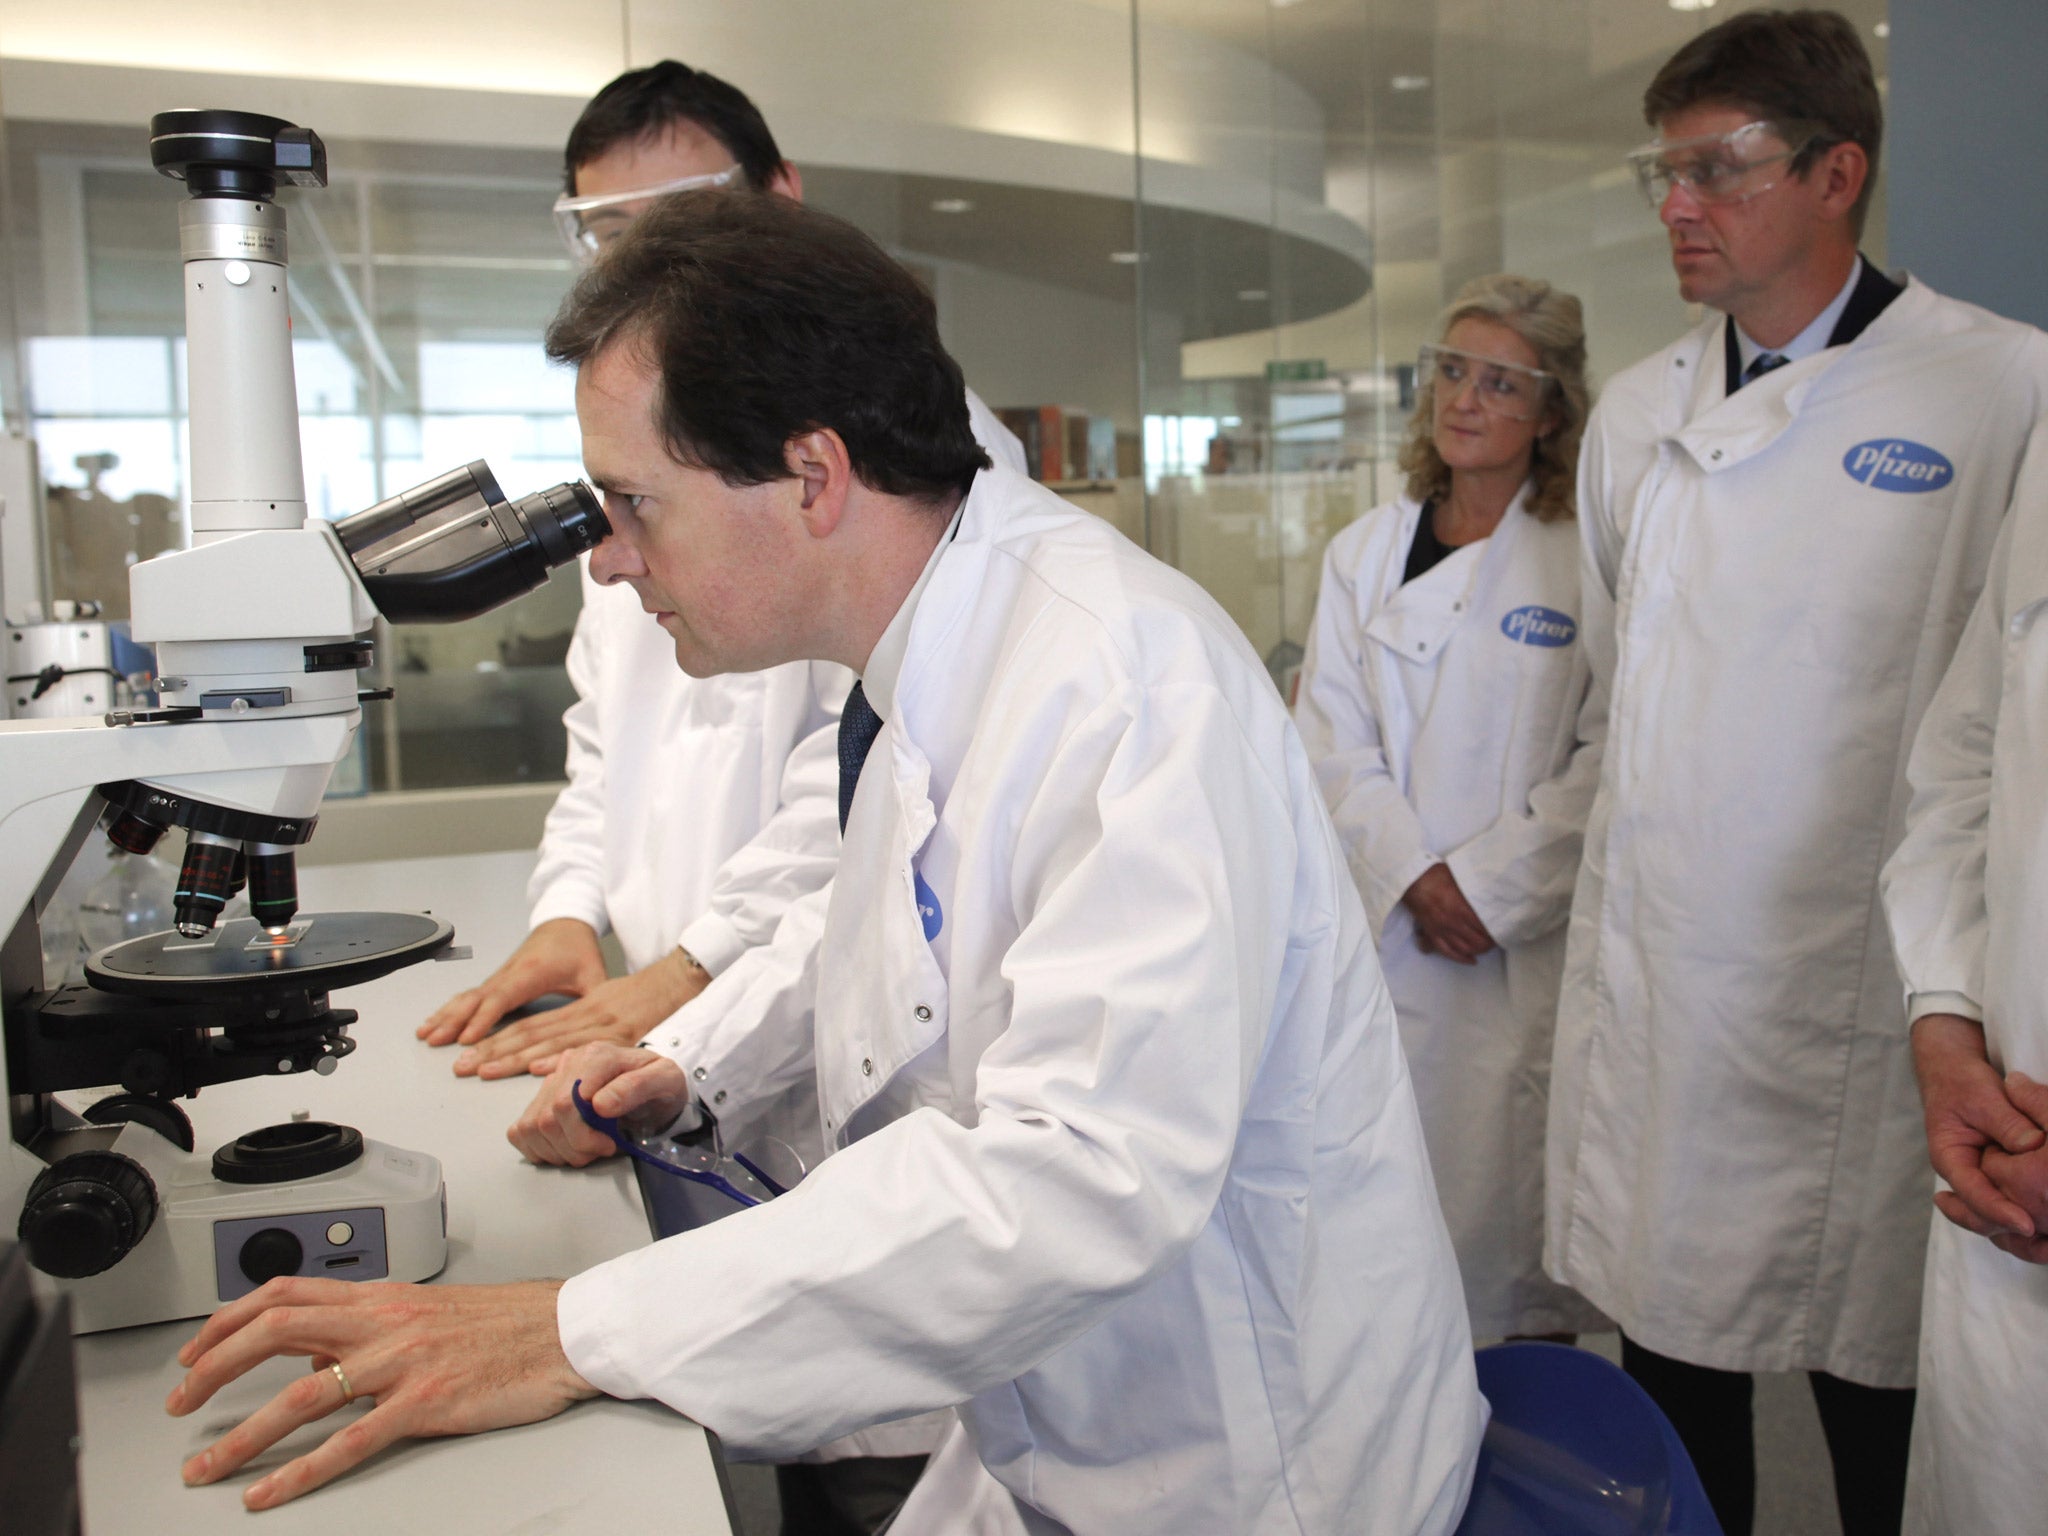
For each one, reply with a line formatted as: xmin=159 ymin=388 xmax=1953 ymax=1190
xmin=527 ymin=882 xmax=611 ymax=939
xmin=678 ymin=911 xmax=746 ymax=978
xmin=1908 ymin=991 xmax=1984 ymax=1027
xmin=636 ymin=1023 xmax=715 ymax=1132
xmin=557 ymin=1263 xmax=644 ymax=1402
xmin=1364 ymin=850 xmax=1438 ymax=938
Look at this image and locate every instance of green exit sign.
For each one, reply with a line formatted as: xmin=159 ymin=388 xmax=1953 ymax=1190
xmin=1266 ymin=358 xmax=1326 ymax=383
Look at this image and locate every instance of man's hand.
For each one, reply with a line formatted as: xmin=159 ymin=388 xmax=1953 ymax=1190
xmin=1912 ymin=1014 xmax=2047 ymax=1242
xmin=1979 ymin=1071 xmax=2048 ymax=1264
xmin=417 ymin=919 xmax=609 ymax=1053
xmin=453 ymin=947 xmax=711 ymax=1080
xmin=1400 ymin=863 xmax=1496 ymax=965
xmin=507 ymin=1043 xmax=695 ymax=1167
xmin=167 ymin=1277 xmax=597 ymax=1511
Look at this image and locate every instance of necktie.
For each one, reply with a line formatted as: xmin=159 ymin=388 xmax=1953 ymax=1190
xmin=838 ymin=680 xmax=883 ymax=834
xmin=1740 ymin=351 xmax=1789 ymax=389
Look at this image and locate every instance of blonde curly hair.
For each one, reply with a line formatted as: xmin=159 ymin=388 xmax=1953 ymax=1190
xmin=1398 ymin=273 xmax=1590 ymax=523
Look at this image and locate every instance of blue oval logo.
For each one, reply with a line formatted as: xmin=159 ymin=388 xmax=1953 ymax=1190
xmin=1501 ymin=605 xmax=1577 ymax=648
xmin=1842 ymin=439 xmax=1954 ymax=494
xmin=913 ymin=871 xmax=943 ymax=941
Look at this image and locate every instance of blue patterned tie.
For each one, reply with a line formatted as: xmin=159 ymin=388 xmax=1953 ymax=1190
xmin=1740 ymin=351 xmax=1789 ymax=389
xmin=838 ymin=680 xmax=884 ymax=834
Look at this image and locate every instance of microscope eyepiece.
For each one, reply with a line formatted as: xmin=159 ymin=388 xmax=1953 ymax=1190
xmin=336 ymin=463 xmax=609 ymax=625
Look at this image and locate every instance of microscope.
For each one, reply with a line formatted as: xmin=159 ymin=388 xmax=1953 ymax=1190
xmin=0 ymin=111 xmax=608 ymax=1332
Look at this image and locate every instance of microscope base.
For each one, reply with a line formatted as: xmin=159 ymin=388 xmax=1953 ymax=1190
xmin=59 ymin=1119 xmax=446 ymax=1335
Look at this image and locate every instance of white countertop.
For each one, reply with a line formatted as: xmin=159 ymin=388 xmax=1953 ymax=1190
xmin=72 ymin=848 xmax=736 ymax=1535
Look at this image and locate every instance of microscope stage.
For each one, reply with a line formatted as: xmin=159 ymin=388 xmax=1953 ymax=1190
xmin=85 ymin=912 xmax=453 ymax=999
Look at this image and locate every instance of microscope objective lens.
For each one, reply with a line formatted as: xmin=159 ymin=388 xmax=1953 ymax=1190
xmin=246 ymin=848 xmax=300 ymax=934
xmin=173 ymin=837 xmax=241 ymax=938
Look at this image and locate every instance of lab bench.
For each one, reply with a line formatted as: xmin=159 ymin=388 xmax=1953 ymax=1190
xmin=70 ymin=849 xmax=737 ymax=1535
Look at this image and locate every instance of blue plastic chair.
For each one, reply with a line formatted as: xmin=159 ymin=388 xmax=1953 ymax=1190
xmin=1453 ymin=1342 xmax=1724 ymax=1536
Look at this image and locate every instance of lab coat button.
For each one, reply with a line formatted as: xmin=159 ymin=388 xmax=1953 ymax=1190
xmin=713 ymin=1090 xmax=726 ymax=1104
xmin=1711 ymin=450 xmax=1724 ymax=461
xmin=914 ymin=1004 xmax=932 ymax=1022
xmin=692 ymin=1066 xmax=708 ymax=1081
xmin=861 ymin=1058 xmax=874 ymax=1076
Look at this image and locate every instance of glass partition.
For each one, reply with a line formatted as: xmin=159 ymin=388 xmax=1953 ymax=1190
xmin=0 ymin=0 xmax=1889 ymax=793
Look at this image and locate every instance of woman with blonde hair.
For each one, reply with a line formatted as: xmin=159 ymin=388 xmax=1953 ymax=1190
xmin=1295 ymin=272 xmax=1603 ymax=1339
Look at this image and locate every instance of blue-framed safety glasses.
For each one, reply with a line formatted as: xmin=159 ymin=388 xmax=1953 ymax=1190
xmin=571 ymin=1080 xmax=799 ymax=1212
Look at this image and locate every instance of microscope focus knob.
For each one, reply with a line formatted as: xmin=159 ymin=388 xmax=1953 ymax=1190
xmin=17 ymin=1151 xmax=160 ymax=1279
xmin=237 ymin=1227 xmax=305 ymax=1286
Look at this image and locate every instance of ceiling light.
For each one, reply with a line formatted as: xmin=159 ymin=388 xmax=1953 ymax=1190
xmin=930 ymin=197 xmax=973 ymax=214
xmin=1874 ymin=20 xmax=1890 ymax=38
xmin=1238 ymin=289 xmax=1269 ymax=302
xmin=1109 ymin=251 xmax=1142 ymax=264
xmin=1667 ymin=0 xmax=1717 ymax=10
xmin=1391 ymin=75 xmax=1430 ymax=92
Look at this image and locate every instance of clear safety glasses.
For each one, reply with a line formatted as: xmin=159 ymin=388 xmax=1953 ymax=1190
xmin=1626 ymin=120 xmax=1818 ymax=210
xmin=1418 ymin=344 xmax=1554 ymax=423
xmin=552 ymin=166 xmax=742 ymax=265
xmin=571 ymin=1079 xmax=803 ymax=1208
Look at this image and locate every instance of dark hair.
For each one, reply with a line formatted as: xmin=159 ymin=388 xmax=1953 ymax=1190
xmin=1643 ymin=9 xmax=1882 ymax=234
xmin=545 ymin=190 xmax=989 ymax=505
xmin=564 ymin=61 xmax=787 ymax=193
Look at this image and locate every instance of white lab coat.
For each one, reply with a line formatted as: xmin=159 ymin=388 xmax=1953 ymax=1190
xmin=1549 ymin=276 xmax=2048 ymax=1384
xmin=527 ymin=576 xmax=848 ymax=977
xmin=1294 ymin=490 xmax=1605 ymax=1339
xmin=1881 ymin=440 xmax=2048 ymax=1535
xmin=559 ymin=465 xmax=1486 ymax=1536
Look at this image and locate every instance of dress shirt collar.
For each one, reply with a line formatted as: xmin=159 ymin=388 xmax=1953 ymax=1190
xmin=859 ymin=495 xmax=966 ymax=716
xmin=1732 ymin=255 xmax=1862 ymax=373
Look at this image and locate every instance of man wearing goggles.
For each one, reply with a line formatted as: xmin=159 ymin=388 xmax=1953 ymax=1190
xmin=1545 ymin=13 xmax=2048 ymax=1536
xmin=418 ymin=60 xmax=1022 ymax=1536
xmin=554 ymin=163 xmax=743 ymax=264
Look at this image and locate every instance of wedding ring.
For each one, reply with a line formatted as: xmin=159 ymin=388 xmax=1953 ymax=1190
xmin=329 ymin=1360 xmax=355 ymax=1405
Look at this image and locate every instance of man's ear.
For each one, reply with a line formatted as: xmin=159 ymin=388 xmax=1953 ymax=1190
xmin=787 ymin=428 xmax=853 ymax=538
xmin=1812 ymin=140 xmax=1869 ymax=227
xmin=770 ymin=161 xmax=804 ymax=202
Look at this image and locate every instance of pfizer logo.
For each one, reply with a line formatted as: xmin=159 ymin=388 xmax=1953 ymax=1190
xmin=1501 ymin=605 xmax=1577 ymax=648
xmin=913 ymin=871 xmax=943 ymax=941
xmin=1843 ymin=439 xmax=1954 ymax=493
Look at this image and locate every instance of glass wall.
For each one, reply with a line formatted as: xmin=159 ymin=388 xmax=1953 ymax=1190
xmin=0 ymin=0 xmax=1890 ymax=793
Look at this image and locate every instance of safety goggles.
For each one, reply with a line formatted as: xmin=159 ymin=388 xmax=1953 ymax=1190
xmin=571 ymin=1079 xmax=800 ymax=1207
xmin=1418 ymin=344 xmax=1554 ymax=423
xmin=552 ymin=165 xmax=742 ymax=265
xmin=1626 ymin=120 xmax=1818 ymax=210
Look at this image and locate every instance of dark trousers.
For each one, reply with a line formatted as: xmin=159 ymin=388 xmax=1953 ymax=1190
xmin=776 ymin=1455 xmax=928 ymax=1536
xmin=1620 ymin=1335 xmax=1916 ymax=1536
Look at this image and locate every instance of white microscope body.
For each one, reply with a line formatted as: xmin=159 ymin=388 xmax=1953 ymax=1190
xmin=1 ymin=111 xmax=604 ymax=1333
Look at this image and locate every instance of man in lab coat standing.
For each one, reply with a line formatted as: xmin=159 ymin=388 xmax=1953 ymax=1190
xmin=1544 ymin=12 xmax=2048 ymax=1536
xmin=169 ymin=191 xmax=1485 ymax=1535
xmin=418 ymin=63 xmax=1024 ymax=1092
xmin=1881 ymin=444 xmax=2048 ymax=1536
